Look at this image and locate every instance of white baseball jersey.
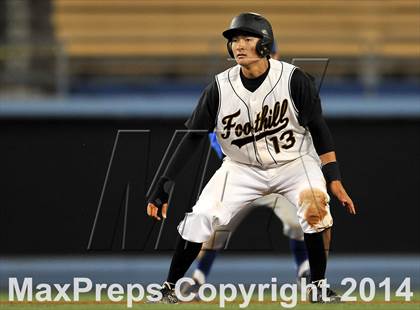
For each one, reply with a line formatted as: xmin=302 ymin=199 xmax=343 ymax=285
xmin=215 ymin=59 xmax=317 ymax=168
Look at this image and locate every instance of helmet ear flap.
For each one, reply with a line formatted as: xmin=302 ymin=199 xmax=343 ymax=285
xmin=227 ymin=41 xmax=234 ymax=58
xmin=256 ymin=38 xmax=272 ymax=57
xmin=256 ymin=39 xmax=264 ymax=57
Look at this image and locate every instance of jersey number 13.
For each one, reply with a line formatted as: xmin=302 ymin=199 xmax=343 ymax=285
xmin=269 ymin=130 xmax=296 ymax=153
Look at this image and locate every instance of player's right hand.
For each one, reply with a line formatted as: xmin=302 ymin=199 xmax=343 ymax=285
xmin=147 ymin=202 xmax=168 ymax=221
xmin=146 ymin=176 xmax=171 ymax=221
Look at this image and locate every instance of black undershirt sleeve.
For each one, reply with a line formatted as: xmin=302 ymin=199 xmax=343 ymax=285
xmin=162 ymin=80 xmax=219 ymax=180
xmin=307 ymin=117 xmax=335 ymax=155
xmin=162 ymin=132 xmax=206 ymax=180
xmin=184 ymin=81 xmax=219 ymax=131
xmin=290 ymin=69 xmax=335 ymax=155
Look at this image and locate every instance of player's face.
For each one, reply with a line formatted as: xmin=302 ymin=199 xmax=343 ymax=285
xmin=231 ymin=35 xmax=261 ymax=66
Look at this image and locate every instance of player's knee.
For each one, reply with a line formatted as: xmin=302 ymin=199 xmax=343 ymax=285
xmin=299 ymin=188 xmax=329 ymax=227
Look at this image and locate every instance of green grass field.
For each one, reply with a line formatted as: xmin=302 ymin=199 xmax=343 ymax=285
xmin=1 ymin=291 xmax=419 ymax=310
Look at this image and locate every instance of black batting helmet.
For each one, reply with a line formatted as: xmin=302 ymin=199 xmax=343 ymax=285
xmin=223 ymin=12 xmax=274 ymax=58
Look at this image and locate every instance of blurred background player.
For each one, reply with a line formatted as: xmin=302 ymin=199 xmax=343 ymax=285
xmin=183 ymin=71 xmax=311 ymax=296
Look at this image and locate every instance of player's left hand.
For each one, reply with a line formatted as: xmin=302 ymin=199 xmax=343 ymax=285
xmin=329 ymin=180 xmax=356 ymax=215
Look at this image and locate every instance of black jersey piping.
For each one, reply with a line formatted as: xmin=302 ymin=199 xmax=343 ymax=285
xmin=288 ymin=66 xmax=300 ymax=115
xmin=261 ymin=60 xmax=283 ymax=165
xmin=227 ymin=67 xmax=263 ymax=166
xmin=215 ymin=75 xmax=222 ymax=130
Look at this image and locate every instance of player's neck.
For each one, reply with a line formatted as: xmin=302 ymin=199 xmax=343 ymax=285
xmin=240 ymin=58 xmax=269 ymax=79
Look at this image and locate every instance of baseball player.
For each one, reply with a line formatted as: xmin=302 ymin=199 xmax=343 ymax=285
xmin=147 ymin=12 xmax=356 ymax=304
xmin=180 ymin=133 xmax=310 ymax=298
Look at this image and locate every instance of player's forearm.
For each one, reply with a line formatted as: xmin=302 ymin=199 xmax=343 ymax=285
xmin=319 ymin=151 xmax=336 ymax=165
xmin=319 ymin=151 xmax=342 ymax=184
xmin=148 ymin=132 xmax=205 ymax=205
